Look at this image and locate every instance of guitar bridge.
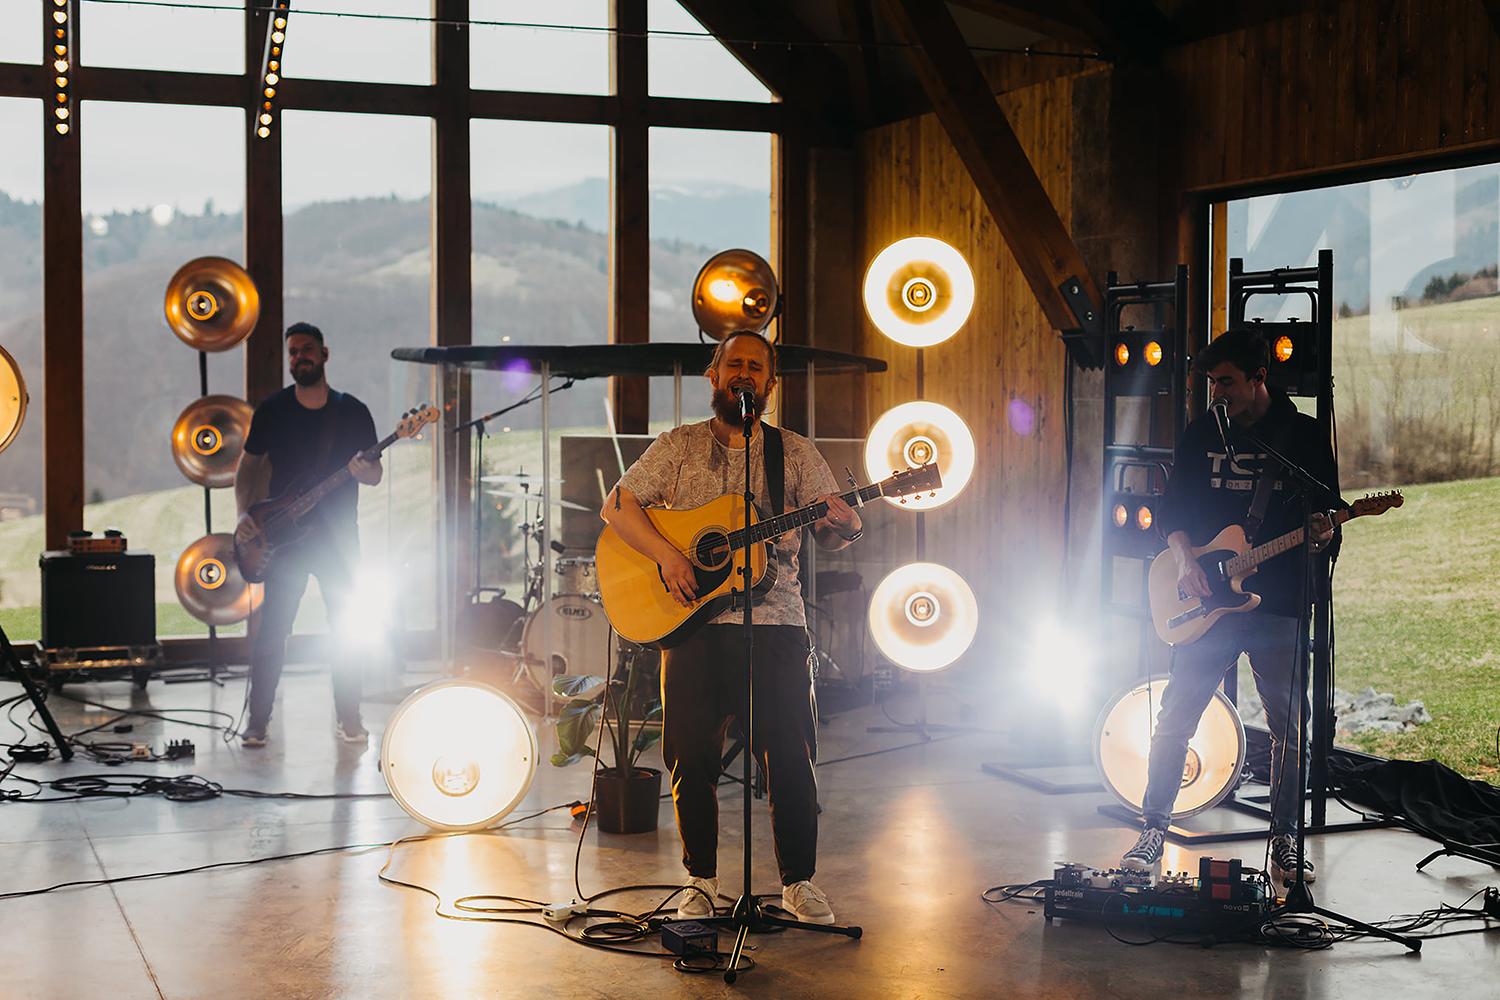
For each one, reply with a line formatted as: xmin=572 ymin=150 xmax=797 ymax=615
xmin=1167 ymin=606 xmax=1207 ymax=629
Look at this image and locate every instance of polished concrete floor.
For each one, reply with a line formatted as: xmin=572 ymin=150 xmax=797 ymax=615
xmin=2 ymin=666 xmax=1496 ymax=999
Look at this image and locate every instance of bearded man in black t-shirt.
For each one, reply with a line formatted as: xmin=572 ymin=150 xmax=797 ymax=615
xmin=233 ymin=322 xmax=381 ymax=747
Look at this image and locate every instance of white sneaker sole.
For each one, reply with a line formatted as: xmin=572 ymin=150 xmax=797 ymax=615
xmin=782 ymin=902 xmax=836 ymax=925
xmin=1270 ymin=861 xmax=1316 ymax=887
xmin=1120 ymin=856 xmax=1160 ymax=872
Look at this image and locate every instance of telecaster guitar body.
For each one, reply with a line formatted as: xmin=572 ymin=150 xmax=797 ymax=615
xmin=1147 ymin=524 xmax=1260 ymax=646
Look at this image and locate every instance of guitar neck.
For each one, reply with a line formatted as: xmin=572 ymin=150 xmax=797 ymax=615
xmin=283 ymin=430 xmax=398 ymax=520
xmin=728 ymin=482 xmax=886 ymax=549
xmin=1224 ymin=507 xmax=1353 ymax=576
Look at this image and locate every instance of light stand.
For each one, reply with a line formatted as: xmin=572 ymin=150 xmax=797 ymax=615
xmin=1235 ymin=422 xmax=1419 ymax=952
xmin=696 ymin=404 xmax=861 ymax=984
xmin=0 ymin=624 xmax=71 ymax=760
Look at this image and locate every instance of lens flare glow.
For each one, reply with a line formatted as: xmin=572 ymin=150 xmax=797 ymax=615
xmin=868 ymin=562 xmax=978 ymax=673
xmin=864 ymin=401 xmax=975 ymax=511
xmin=382 ymin=681 xmax=538 ymax=831
xmin=862 ymin=237 xmax=975 ymax=347
xmin=1274 ymin=335 xmax=1295 ymax=362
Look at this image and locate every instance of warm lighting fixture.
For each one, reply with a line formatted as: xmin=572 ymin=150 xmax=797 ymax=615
xmin=863 ymin=401 xmax=975 ymax=511
xmin=381 ymin=680 xmax=538 ymax=831
xmin=690 ymin=249 xmax=779 ymax=340
xmin=1273 ymin=334 xmax=1295 ymax=363
xmin=1093 ymin=676 xmax=1245 ymax=820
xmin=1144 ymin=340 xmax=1163 ymax=366
xmin=0 ymin=344 xmax=28 ymax=456
xmin=255 ymin=2 xmax=291 ymax=140
xmin=1135 ymin=504 xmax=1153 ymax=531
xmin=862 ymin=237 xmax=975 ymax=348
xmin=174 ymin=533 xmax=263 ymax=625
xmin=171 ymin=395 xmax=254 ymax=488
xmin=867 ymin=562 xmax=979 ymax=673
xmin=163 ymin=257 xmax=261 ymax=352
xmin=1112 ymin=503 xmax=1128 ymax=528
xmin=49 ymin=0 xmax=74 ymax=138
xmin=1113 ymin=342 xmax=1130 ymax=367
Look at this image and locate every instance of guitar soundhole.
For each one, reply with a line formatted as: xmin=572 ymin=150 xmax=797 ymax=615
xmin=694 ymin=530 xmax=731 ymax=571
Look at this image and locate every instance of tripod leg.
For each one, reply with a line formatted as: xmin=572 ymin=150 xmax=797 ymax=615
xmin=1310 ymin=905 xmax=1421 ymax=952
xmin=0 ymin=626 xmax=72 ymax=761
xmin=724 ymin=911 xmax=753 ymax=984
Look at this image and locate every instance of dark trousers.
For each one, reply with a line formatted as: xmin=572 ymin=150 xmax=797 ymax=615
xmin=661 ymin=624 xmax=818 ymax=886
xmin=1141 ymin=613 xmax=1308 ymax=833
xmin=247 ymin=540 xmax=361 ymax=729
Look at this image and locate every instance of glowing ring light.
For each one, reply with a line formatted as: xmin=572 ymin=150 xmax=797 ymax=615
xmin=0 ymin=343 xmax=27 ymax=456
xmin=381 ymin=680 xmax=538 ymax=831
xmin=862 ymin=237 xmax=975 ymax=347
xmin=868 ymin=562 xmax=978 ymax=673
xmin=864 ymin=401 xmax=975 ymax=511
xmin=1093 ymin=675 xmax=1246 ymax=820
xmin=173 ymin=533 xmax=262 ymax=625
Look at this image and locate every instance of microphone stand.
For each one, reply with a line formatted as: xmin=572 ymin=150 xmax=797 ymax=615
xmin=698 ymin=397 xmax=862 ymax=984
xmin=1232 ymin=422 xmax=1418 ymax=951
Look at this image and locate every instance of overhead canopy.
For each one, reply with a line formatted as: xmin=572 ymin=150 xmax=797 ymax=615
xmin=390 ymin=343 xmax=887 ymax=378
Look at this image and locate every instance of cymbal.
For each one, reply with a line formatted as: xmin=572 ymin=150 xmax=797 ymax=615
xmin=487 ymin=490 xmax=591 ymax=512
xmin=174 ymin=533 xmax=263 ymax=626
xmin=171 ymin=394 xmax=253 ymax=488
xmin=479 ymin=474 xmax=564 ymax=486
xmin=163 ymin=257 xmax=260 ymax=352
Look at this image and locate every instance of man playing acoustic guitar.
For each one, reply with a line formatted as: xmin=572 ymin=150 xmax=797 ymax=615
xmin=1121 ymin=328 xmax=1340 ymax=886
xmin=601 ymin=330 xmax=861 ymax=926
xmin=234 ymin=322 xmax=382 ymax=748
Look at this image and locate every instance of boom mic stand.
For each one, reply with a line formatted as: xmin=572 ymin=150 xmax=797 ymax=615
xmin=696 ymin=398 xmax=861 ymax=984
xmin=1235 ymin=424 xmax=1418 ymax=952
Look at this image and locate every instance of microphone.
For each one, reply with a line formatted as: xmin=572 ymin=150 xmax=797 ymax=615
xmin=1209 ymin=397 xmax=1234 ymax=457
xmin=736 ymin=386 xmax=756 ymax=424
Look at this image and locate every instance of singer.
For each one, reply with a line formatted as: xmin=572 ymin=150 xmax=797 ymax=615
xmin=600 ymin=329 xmax=861 ymax=926
xmin=1118 ymin=328 xmax=1342 ymax=886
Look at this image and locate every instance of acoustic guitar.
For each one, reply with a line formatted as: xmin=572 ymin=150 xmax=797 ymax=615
xmin=596 ymin=463 xmax=943 ymax=648
xmin=234 ymin=404 xmax=438 ymax=583
xmin=1147 ymin=491 xmax=1403 ymax=646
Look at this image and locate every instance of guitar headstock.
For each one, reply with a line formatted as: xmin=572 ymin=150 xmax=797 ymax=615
xmin=397 ymin=403 xmax=439 ymax=440
xmin=1349 ymin=490 xmax=1403 ymax=518
xmin=881 ymin=462 xmax=943 ymax=500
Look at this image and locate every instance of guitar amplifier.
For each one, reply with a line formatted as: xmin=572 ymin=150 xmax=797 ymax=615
xmin=39 ymin=550 xmax=156 ymax=650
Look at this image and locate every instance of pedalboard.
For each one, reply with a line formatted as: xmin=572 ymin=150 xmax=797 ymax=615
xmin=1044 ymin=858 xmax=1272 ymax=937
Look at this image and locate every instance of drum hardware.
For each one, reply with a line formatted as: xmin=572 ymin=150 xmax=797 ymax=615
xmin=488 ymin=489 xmax=591 ymax=512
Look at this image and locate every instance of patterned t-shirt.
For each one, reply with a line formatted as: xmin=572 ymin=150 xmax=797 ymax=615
xmin=616 ymin=420 xmax=840 ymax=627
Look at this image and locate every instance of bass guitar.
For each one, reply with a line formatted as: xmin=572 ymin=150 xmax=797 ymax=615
xmin=1147 ymin=491 xmax=1402 ymax=646
xmin=234 ymin=404 xmax=438 ymax=583
xmin=596 ymin=463 xmax=942 ymax=648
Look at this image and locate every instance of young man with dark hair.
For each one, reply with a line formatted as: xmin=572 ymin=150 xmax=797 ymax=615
xmin=234 ymin=322 xmax=382 ymax=747
xmin=601 ymin=330 xmax=861 ymax=925
xmin=1120 ymin=328 xmax=1341 ymax=885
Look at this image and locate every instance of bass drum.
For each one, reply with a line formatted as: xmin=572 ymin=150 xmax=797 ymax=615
xmin=521 ymin=594 xmax=612 ymax=694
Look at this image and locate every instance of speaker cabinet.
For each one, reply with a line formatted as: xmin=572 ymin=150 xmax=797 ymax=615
xmin=39 ymin=550 xmax=156 ymax=650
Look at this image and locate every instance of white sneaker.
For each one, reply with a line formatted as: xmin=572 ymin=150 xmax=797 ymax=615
xmin=676 ymin=876 xmax=719 ymax=920
xmin=781 ymin=880 xmax=835 ymax=925
xmin=336 ymin=720 xmax=369 ymax=744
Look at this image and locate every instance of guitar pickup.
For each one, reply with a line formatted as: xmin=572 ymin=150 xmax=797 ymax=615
xmin=1167 ymin=606 xmax=1207 ymax=628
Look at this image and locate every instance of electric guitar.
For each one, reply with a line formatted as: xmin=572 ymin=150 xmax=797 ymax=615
xmin=1147 ymin=491 xmax=1403 ymax=646
xmin=234 ymin=404 xmax=438 ymax=583
xmin=596 ymin=463 xmax=943 ymax=648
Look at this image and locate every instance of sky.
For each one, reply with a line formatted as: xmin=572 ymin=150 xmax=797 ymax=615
xmin=0 ymin=0 xmax=775 ymax=211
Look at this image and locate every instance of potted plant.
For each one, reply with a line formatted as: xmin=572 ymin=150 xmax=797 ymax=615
xmin=551 ymin=644 xmax=663 ymax=834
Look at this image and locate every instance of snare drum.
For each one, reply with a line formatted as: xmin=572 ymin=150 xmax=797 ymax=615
xmin=521 ymin=594 xmax=611 ymax=693
xmin=554 ymin=555 xmax=598 ymax=596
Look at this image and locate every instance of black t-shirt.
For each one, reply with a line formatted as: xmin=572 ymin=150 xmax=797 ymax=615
xmin=1157 ymin=388 xmax=1345 ymax=617
xmin=243 ymin=386 xmax=378 ymax=532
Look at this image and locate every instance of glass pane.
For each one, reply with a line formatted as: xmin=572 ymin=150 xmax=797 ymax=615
xmin=282 ymin=110 xmax=437 ymax=635
xmin=647 ymin=127 xmax=771 ymax=421
xmin=470 ymin=0 xmax=609 ymax=94
xmin=279 ymin=0 xmax=432 ymax=86
xmin=470 ymin=119 xmax=609 ymax=594
xmin=647 ymin=0 xmax=773 ymax=103
xmin=1220 ymin=163 xmax=1500 ymax=780
xmin=80 ymin=101 xmax=245 ymax=638
xmin=0 ymin=1 xmax=40 ymax=64
xmin=80 ymin=0 xmax=242 ymax=74
xmin=0 ymin=99 xmax=44 ymax=642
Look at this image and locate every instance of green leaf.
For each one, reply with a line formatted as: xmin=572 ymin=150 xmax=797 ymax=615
xmin=555 ymin=700 xmax=603 ymax=758
xmin=632 ymin=728 xmax=662 ymax=754
xmin=554 ymin=675 xmax=606 ymax=700
xmin=550 ymin=746 xmax=596 ymax=768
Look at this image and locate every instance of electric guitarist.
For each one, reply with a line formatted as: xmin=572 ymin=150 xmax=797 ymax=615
xmin=233 ymin=322 xmax=381 ymax=748
xmin=601 ymin=330 xmax=856 ymax=929
xmin=1121 ymin=328 xmax=1341 ymax=888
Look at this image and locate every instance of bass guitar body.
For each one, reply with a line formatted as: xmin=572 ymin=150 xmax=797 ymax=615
xmin=596 ymin=494 xmax=774 ymax=649
xmin=234 ymin=484 xmax=315 ymax=584
xmin=1147 ymin=524 xmax=1261 ymax=646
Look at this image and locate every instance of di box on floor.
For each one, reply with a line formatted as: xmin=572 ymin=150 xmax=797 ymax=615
xmin=40 ymin=550 xmax=156 ymax=649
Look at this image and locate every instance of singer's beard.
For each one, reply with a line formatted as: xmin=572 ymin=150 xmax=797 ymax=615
xmin=712 ymin=384 xmax=763 ymax=425
xmin=291 ymin=360 xmax=325 ymax=388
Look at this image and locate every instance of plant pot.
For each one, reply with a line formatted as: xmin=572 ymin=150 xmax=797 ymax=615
xmin=594 ymin=766 xmax=662 ymax=834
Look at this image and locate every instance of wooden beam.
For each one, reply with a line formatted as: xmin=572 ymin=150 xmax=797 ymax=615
xmin=610 ymin=0 xmax=650 ymax=434
xmin=1484 ymin=0 xmax=1500 ymax=36
xmin=640 ymin=96 xmax=785 ymax=132
xmin=0 ymin=61 xmax=44 ymax=98
xmin=835 ymin=0 xmax=884 ymax=124
xmin=879 ymin=0 xmax=1102 ymax=332
xmin=43 ymin=92 xmax=83 ymax=551
xmin=244 ymin=0 xmax=282 ymax=408
xmin=948 ymin=0 xmax=1113 ymax=49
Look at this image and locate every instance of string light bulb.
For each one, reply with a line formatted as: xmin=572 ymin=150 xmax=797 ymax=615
xmin=255 ymin=2 xmax=291 ymax=141
xmin=48 ymin=1 xmax=74 ymax=140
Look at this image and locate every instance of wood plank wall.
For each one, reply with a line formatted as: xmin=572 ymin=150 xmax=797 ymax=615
xmin=854 ymin=75 xmax=1075 ymax=656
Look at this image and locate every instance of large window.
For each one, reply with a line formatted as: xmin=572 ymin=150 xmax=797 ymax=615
xmin=648 ymin=0 xmax=773 ymax=103
xmin=280 ymin=0 xmax=433 ymax=86
xmin=0 ymin=3 xmax=40 ymax=64
xmin=1216 ymin=162 xmax=1500 ymax=780
xmin=80 ymin=101 xmax=245 ymax=638
xmin=283 ymin=110 xmax=438 ymax=635
xmin=0 ymin=99 xmax=44 ymax=641
xmin=470 ymin=1 xmax=609 ymax=94
xmin=79 ymin=0 xmax=242 ymax=74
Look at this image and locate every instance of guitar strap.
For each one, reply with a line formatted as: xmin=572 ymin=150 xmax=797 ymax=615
xmin=313 ymin=390 xmax=344 ymax=474
xmin=1243 ymin=419 xmax=1294 ymax=544
xmin=762 ymin=423 xmax=785 ymax=516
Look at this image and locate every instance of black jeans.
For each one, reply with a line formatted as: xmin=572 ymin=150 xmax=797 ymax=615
xmin=247 ymin=538 xmax=361 ymax=730
xmin=660 ymin=624 xmax=818 ymax=886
